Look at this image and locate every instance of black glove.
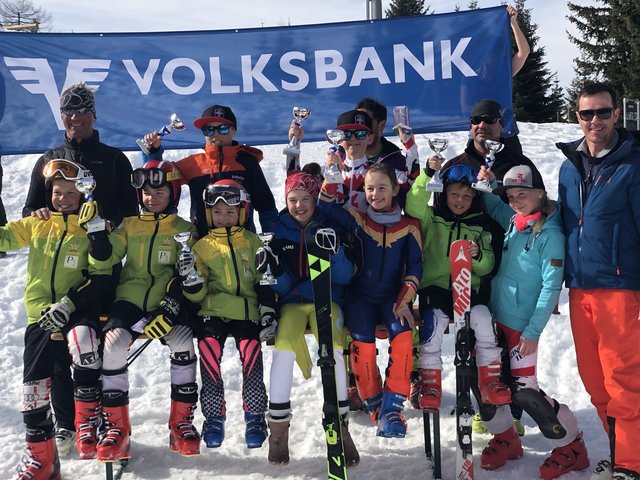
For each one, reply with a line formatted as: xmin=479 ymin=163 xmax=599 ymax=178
xmin=144 ymin=296 xmax=180 ymax=339
xmin=257 ymin=305 xmax=278 ymax=343
xmin=255 ymin=245 xmax=283 ymax=276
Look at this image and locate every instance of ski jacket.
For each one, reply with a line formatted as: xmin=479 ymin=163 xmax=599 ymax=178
xmin=146 ymin=142 xmax=278 ymax=236
xmin=482 ymin=193 xmax=565 ymax=341
xmin=185 ymin=226 xmax=275 ymax=321
xmin=405 ymin=170 xmax=494 ymax=294
xmin=556 ymin=129 xmax=640 ymax=290
xmin=318 ymin=185 xmax=423 ymax=303
xmin=270 ymin=209 xmax=355 ymax=306
xmin=101 ymin=211 xmax=196 ymax=313
xmin=22 ymin=130 xmax=138 ymax=227
xmin=0 ymin=213 xmax=111 ymax=324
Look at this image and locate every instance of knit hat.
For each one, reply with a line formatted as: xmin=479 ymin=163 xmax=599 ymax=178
xmin=336 ymin=109 xmax=373 ymax=132
xmin=194 ymin=105 xmax=237 ymax=129
xmin=493 ymin=165 xmax=546 ymax=195
xmin=60 ymin=82 xmax=96 ymax=116
xmin=285 ymin=172 xmax=320 ymax=201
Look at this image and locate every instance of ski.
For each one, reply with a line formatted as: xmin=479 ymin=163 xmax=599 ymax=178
xmin=304 ymin=223 xmax=347 ymax=480
xmin=423 ymin=409 xmax=442 ymax=479
xmin=105 ymin=459 xmax=128 ymax=480
xmin=450 ymin=239 xmax=475 ymax=480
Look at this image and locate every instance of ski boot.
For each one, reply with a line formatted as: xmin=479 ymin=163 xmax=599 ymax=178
xmin=347 ymin=373 xmax=365 ymax=412
xmin=480 ymin=425 xmax=523 ymax=470
xmin=363 ymin=393 xmax=383 ymax=424
xmin=340 ymin=413 xmax=360 ymax=467
xmin=409 ymin=370 xmax=421 ymax=410
xmin=74 ymin=399 xmax=101 ymax=459
xmin=202 ymin=415 xmax=226 ymax=448
xmin=418 ymin=368 xmax=442 ymax=410
xmin=478 ymin=362 xmax=511 ymax=405
xmin=97 ymin=405 xmax=131 ymax=462
xmin=168 ymin=400 xmax=201 ymax=456
xmin=540 ymin=433 xmax=589 ymax=480
xmin=590 ymin=459 xmax=613 ymax=480
xmin=244 ymin=412 xmax=268 ymax=449
xmin=376 ymin=392 xmax=407 ymax=438
xmin=54 ymin=427 xmax=75 ymax=457
xmin=612 ymin=469 xmax=640 ymax=480
xmin=267 ymin=414 xmax=291 ymax=465
xmin=16 ymin=437 xmax=61 ymax=480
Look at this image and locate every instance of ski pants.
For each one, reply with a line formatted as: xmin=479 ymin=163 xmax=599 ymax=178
xmin=569 ymin=288 xmax=640 ymax=472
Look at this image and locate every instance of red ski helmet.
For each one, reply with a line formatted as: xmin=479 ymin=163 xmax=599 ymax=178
xmin=203 ymin=179 xmax=252 ymax=227
xmin=131 ymin=160 xmax=182 ymax=210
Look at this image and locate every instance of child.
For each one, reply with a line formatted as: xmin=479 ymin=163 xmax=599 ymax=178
xmin=478 ymin=165 xmax=589 ymax=479
xmin=8 ymin=160 xmax=111 ymax=479
xmin=257 ymin=172 xmax=358 ymax=466
xmin=179 ymin=179 xmax=276 ymax=450
xmin=96 ymin=160 xmax=201 ymax=462
xmin=318 ymin=163 xmax=423 ymax=438
xmin=404 ymin=162 xmax=511 ymax=409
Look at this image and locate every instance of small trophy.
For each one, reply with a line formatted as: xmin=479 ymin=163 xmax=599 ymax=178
xmin=392 ymin=105 xmax=412 ymax=136
xmin=426 ymin=138 xmax=449 ymax=193
xmin=283 ymin=107 xmax=311 ymax=169
xmin=174 ymin=232 xmax=200 ymax=285
xmin=258 ymin=233 xmax=277 ymax=285
xmin=76 ymin=176 xmax=107 ymax=233
xmin=136 ymin=113 xmax=185 ymax=153
xmin=324 ymin=129 xmax=345 ymax=184
xmin=472 ymin=140 xmax=504 ymax=192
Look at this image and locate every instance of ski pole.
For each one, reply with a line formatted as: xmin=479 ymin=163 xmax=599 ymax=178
xmin=127 ymin=338 xmax=153 ymax=366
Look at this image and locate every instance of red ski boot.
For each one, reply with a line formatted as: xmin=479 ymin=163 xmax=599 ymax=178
xmin=480 ymin=425 xmax=523 ymax=470
xmin=74 ymin=399 xmax=101 ymax=459
xmin=409 ymin=370 xmax=421 ymax=410
xmin=478 ymin=362 xmax=512 ymax=405
xmin=97 ymin=405 xmax=131 ymax=462
xmin=16 ymin=437 xmax=61 ymax=480
xmin=540 ymin=433 xmax=590 ymax=480
xmin=168 ymin=400 xmax=201 ymax=456
xmin=418 ymin=368 xmax=442 ymax=410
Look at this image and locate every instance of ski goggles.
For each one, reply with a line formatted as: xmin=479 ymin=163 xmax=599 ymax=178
xmin=131 ymin=167 xmax=180 ymax=189
xmin=470 ymin=114 xmax=501 ymax=125
xmin=203 ymin=184 xmax=249 ymax=207
xmin=201 ymin=124 xmax=232 ymax=137
xmin=341 ymin=130 xmax=369 ymax=141
xmin=42 ymin=159 xmax=89 ymax=181
xmin=577 ymin=108 xmax=614 ymax=121
xmin=442 ymin=165 xmax=479 ymax=186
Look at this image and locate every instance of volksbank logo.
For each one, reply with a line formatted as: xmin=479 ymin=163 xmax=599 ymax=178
xmin=3 ymin=37 xmax=477 ymax=128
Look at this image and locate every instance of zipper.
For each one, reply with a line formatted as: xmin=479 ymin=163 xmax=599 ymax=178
xmin=378 ymin=225 xmax=387 ymax=281
xmin=142 ymin=220 xmax=160 ymax=312
xmin=50 ymin=216 xmax=69 ymax=303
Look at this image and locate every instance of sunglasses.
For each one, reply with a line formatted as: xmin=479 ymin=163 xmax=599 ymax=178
xmin=342 ymin=130 xmax=369 ymax=141
xmin=470 ymin=115 xmax=501 ymax=125
xmin=203 ymin=184 xmax=249 ymax=207
xmin=131 ymin=167 xmax=180 ymax=189
xmin=443 ymin=164 xmax=479 ymax=185
xmin=60 ymin=107 xmax=93 ymax=116
xmin=201 ymin=124 xmax=232 ymax=136
xmin=43 ymin=159 xmax=88 ymax=181
xmin=577 ymin=108 xmax=614 ymax=121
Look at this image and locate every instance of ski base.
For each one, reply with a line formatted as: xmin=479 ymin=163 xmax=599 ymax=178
xmin=423 ymin=409 xmax=441 ymax=479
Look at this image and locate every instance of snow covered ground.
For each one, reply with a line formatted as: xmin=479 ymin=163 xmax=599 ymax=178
xmin=0 ymin=122 xmax=609 ymax=479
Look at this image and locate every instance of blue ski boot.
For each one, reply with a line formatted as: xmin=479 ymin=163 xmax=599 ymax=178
xmin=363 ymin=393 xmax=383 ymax=424
xmin=202 ymin=415 xmax=225 ymax=448
xmin=376 ymin=392 xmax=407 ymax=438
xmin=244 ymin=412 xmax=268 ymax=448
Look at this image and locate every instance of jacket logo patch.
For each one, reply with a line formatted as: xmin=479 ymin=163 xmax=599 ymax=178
xmin=158 ymin=250 xmax=172 ymax=264
xmin=550 ymin=258 xmax=563 ymax=267
xmin=63 ymin=255 xmax=79 ymax=269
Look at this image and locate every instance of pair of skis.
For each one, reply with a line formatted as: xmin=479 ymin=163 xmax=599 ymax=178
xmin=423 ymin=239 xmax=475 ymax=480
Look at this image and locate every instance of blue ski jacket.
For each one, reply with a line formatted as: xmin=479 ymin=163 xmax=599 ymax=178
xmin=556 ymin=129 xmax=640 ymax=290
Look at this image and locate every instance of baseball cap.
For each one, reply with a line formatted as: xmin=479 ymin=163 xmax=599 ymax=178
xmin=194 ymin=105 xmax=237 ymax=129
xmin=493 ymin=165 xmax=546 ymax=195
xmin=336 ymin=109 xmax=373 ymax=132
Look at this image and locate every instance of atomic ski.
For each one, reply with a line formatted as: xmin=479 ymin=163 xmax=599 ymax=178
xmin=304 ymin=224 xmax=347 ymax=480
xmin=450 ymin=239 xmax=475 ymax=480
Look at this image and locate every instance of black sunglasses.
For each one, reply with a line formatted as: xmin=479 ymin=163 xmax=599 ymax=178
xmin=201 ymin=124 xmax=232 ymax=136
xmin=342 ymin=130 xmax=369 ymax=141
xmin=470 ymin=115 xmax=501 ymax=125
xmin=577 ymin=108 xmax=614 ymax=121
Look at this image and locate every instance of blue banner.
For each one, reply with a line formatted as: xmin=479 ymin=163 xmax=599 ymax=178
xmin=0 ymin=6 xmax=511 ymax=155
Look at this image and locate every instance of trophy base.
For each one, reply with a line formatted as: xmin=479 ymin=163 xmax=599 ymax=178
xmin=136 ymin=138 xmax=150 ymax=154
xmin=426 ymin=180 xmax=444 ymax=193
xmin=324 ymin=170 xmax=343 ymax=184
xmin=471 ymin=181 xmax=494 ymax=193
xmin=283 ymin=146 xmax=300 ymax=157
xmin=86 ymin=218 xmax=107 ymax=233
xmin=260 ymin=279 xmax=277 ymax=286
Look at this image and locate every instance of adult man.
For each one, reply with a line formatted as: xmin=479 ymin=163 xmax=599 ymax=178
xmin=556 ymin=82 xmax=640 ymax=480
xmin=22 ymin=82 xmax=138 ymax=455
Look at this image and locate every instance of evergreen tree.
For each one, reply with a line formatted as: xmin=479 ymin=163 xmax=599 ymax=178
xmin=385 ymin=0 xmax=430 ymax=17
xmin=467 ymin=1 xmax=479 ymax=9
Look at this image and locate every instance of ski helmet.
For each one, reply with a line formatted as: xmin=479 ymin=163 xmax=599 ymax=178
xmin=42 ymin=159 xmax=91 ymax=211
xmin=131 ymin=160 xmax=182 ymax=210
xmin=203 ymin=179 xmax=252 ymax=227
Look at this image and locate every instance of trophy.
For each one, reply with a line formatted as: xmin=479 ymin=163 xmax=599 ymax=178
xmin=426 ymin=138 xmax=449 ymax=193
xmin=283 ymin=107 xmax=311 ymax=172
xmin=472 ymin=140 xmax=504 ymax=192
xmin=76 ymin=176 xmax=107 ymax=233
xmin=392 ymin=105 xmax=412 ymax=136
xmin=324 ymin=129 xmax=346 ymax=184
xmin=136 ymin=113 xmax=185 ymax=153
xmin=174 ymin=232 xmax=201 ymax=285
xmin=257 ymin=233 xmax=277 ymax=285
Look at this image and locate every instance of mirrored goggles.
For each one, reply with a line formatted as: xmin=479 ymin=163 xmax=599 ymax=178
xmin=577 ymin=108 xmax=614 ymax=121
xmin=42 ymin=159 xmax=88 ymax=181
xmin=203 ymin=184 xmax=249 ymax=207
xmin=201 ymin=124 xmax=232 ymax=136
xmin=342 ymin=130 xmax=369 ymax=141
xmin=470 ymin=114 xmax=501 ymax=125
xmin=443 ymin=164 xmax=479 ymax=185
xmin=131 ymin=167 xmax=180 ymax=189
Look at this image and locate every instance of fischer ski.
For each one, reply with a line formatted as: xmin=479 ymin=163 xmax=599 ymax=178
xmin=450 ymin=239 xmax=475 ymax=480
xmin=304 ymin=223 xmax=347 ymax=480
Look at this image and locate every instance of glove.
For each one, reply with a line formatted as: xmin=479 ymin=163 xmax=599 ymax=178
xmin=255 ymin=245 xmax=283 ymax=276
xmin=257 ymin=305 xmax=278 ymax=343
xmin=144 ymin=296 xmax=180 ymax=339
xmin=78 ymin=201 xmax=106 ymax=232
xmin=392 ymin=280 xmax=418 ymax=317
xmin=38 ymin=296 xmax=75 ymax=333
xmin=177 ymin=251 xmax=196 ymax=277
